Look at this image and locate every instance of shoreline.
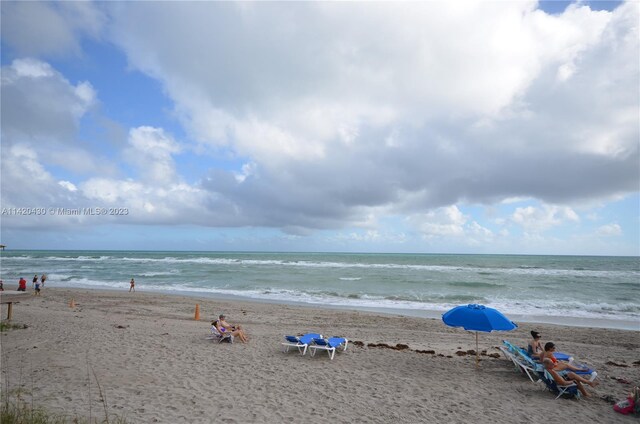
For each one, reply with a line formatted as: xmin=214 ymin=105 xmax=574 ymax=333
xmin=36 ymin=284 xmax=640 ymax=331
xmin=1 ymin=288 xmax=639 ymax=423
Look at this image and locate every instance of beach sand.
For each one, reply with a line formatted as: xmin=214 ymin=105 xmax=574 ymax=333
xmin=1 ymin=288 xmax=638 ymax=423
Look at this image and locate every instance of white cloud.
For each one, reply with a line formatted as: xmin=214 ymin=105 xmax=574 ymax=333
xmin=511 ymin=204 xmax=580 ymax=233
xmin=101 ymin=1 xmax=637 ymax=212
xmin=4 ymin=144 xmax=54 ymax=187
xmin=234 ymin=162 xmax=257 ymax=183
xmin=58 ymin=181 xmax=78 ymax=192
xmin=125 ymin=126 xmax=181 ymax=185
xmin=0 ymin=144 xmax=84 ymax=228
xmin=409 ymin=205 xmax=468 ymax=238
xmin=468 ymin=221 xmax=494 ymax=238
xmin=1 ymin=58 xmax=96 ymax=142
xmin=0 ymin=1 xmax=106 ymax=57
xmin=9 ymin=58 xmax=55 ymax=78
xmin=595 ymin=223 xmax=622 ymax=237
xmin=0 ymin=58 xmax=114 ymax=212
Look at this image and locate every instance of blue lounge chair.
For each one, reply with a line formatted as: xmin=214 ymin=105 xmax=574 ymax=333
xmin=538 ymin=370 xmax=581 ymax=400
xmin=500 ymin=346 xmax=538 ymax=382
xmin=309 ymin=337 xmax=349 ymax=360
xmin=282 ymin=333 xmax=322 ymax=355
xmin=501 ymin=340 xmax=543 ymax=382
xmin=502 ymin=340 xmax=597 ymax=381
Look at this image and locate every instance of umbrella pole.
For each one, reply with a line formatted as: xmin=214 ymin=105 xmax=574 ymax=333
xmin=475 ymin=332 xmax=479 ymax=368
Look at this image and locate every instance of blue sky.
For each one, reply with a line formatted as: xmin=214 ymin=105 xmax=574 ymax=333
xmin=1 ymin=0 xmax=638 ymax=255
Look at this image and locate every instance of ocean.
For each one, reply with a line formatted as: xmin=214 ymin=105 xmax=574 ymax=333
xmin=1 ymin=251 xmax=638 ymax=330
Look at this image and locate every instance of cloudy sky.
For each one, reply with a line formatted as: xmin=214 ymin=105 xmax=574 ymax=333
xmin=1 ymin=0 xmax=638 ymax=255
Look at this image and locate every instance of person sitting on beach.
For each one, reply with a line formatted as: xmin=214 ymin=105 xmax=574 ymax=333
xmin=543 ymin=358 xmax=598 ymax=397
xmin=527 ymin=330 xmax=544 ymax=359
xmin=214 ymin=314 xmax=248 ymax=343
xmin=18 ymin=277 xmax=27 ymax=291
xmin=540 ymin=342 xmax=591 ymax=373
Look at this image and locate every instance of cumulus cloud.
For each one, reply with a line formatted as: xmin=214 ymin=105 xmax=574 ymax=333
xmin=0 ymin=1 xmax=107 ymax=57
xmin=0 ymin=144 xmax=85 ymax=229
xmin=1 ymin=58 xmax=96 ymax=142
xmin=104 ymin=1 xmax=637 ymax=222
xmin=0 ymin=58 xmax=117 ymax=177
xmin=596 ymin=223 xmax=622 ymax=237
xmin=408 ymin=206 xmax=468 ymax=238
xmin=124 ymin=126 xmax=182 ymax=185
xmin=1 ymin=57 xmax=117 ymax=223
xmin=511 ymin=204 xmax=580 ymax=233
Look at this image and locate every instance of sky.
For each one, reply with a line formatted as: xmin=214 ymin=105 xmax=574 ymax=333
xmin=1 ymin=0 xmax=638 ymax=255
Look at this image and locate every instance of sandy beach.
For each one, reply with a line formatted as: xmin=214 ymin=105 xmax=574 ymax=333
xmin=1 ymin=288 xmax=638 ymax=423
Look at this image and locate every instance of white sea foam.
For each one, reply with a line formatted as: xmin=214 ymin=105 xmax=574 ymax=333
xmin=139 ymin=271 xmax=179 ymax=277
xmin=20 ymin=273 xmax=640 ymax=323
xmin=90 ymin=256 xmax=640 ymax=279
xmin=3 ymin=252 xmax=638 ymax=327
xmin=40 ymin=255 xmax=113 ymax=261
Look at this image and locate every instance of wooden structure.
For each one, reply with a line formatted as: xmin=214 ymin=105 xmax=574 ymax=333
xmin=1 ymin=291 xmax=28 ymax=320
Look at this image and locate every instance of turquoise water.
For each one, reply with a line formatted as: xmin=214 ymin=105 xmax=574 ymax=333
xmin=1 ymin=250 xmax=638 ymax=329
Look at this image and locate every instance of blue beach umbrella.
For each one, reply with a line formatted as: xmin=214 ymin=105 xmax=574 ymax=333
xmin=442 ymin=304 xmax=518 ymax=367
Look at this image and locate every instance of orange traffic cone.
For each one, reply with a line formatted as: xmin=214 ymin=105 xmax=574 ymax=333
xmin=69 ymin=298 xmax=76 ymax=308
xmin=194 ymin=304 xmax=200 ymax=321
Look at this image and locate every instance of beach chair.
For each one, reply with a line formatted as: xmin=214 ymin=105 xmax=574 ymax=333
xmin=209 ymin=324 xmax=234 ymax=343
xmin=538 ymin=370 xmax=581 ymax=400
xmin=503 ymin=341 xmax=597 ymax=381
xmin=282 ymin=333 xmax=322 ymax=355
xmin=309 ymin=337 xmax=349 ymax=360
xmin=499 ymin=345 xmax=538 ymax=382
xmin=501 ymin=340 xmax=543 ymax=382
xmin=558 ymin=358 xmax=597 ymax=379
xmin=500 ymin=340 xmax=544 ymax=383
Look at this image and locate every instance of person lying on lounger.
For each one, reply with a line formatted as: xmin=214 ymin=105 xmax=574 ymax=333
xmin=214 ymin=314 xmax=248 ymax=343
xmin=540 ymin=342 xmax=591 ymax=373
xmin=527 ymin=330 xmax=544 ymax=359
xmin=543 ymin=358 xmax=598 ymax=397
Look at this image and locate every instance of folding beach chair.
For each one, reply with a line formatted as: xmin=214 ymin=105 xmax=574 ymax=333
xmin=209 ymin=323 xmax=234 ymax=343
xmin=499 ymin=345 xmax=540 ymax=383
xmin=502 ymin=340 xmax=543 ymax=382
xmin=538 ymin=370 xmax=581 ymax=400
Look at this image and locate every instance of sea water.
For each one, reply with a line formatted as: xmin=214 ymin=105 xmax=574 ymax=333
xmin=1 ymin=251 xmax=638 ymax=330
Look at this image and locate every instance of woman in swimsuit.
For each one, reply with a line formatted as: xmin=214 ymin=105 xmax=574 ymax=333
xmin=215 ymin=314 xmax=248 ymax=343
xmin=527 ymin=330 xmax=544 ymax=359
xmin=542 ymin=358 xmax=598 ymax=397
xmin=541 ymin=342 xmax=591 ymax=373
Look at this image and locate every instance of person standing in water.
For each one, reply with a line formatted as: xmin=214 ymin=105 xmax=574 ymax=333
xmin=129 ymin=278 xmax=135 ymax=292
